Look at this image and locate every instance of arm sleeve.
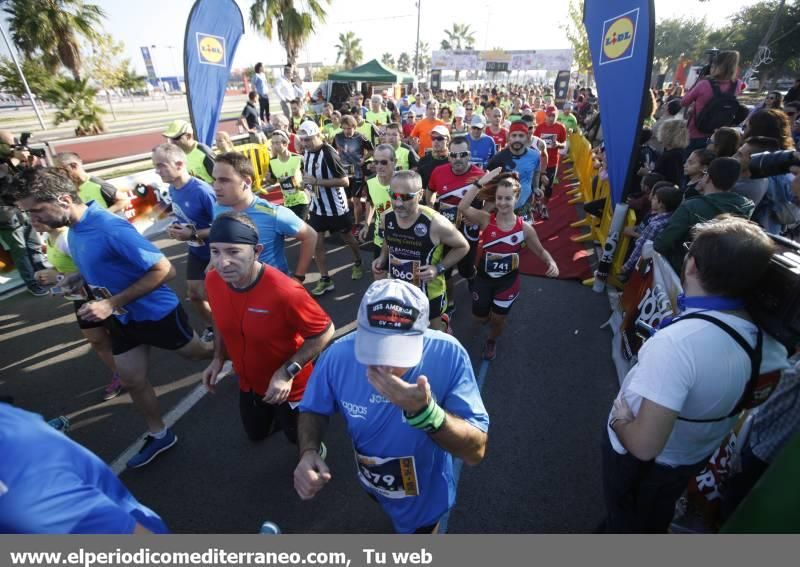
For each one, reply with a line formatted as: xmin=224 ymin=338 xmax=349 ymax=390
xmin=324 ymin=147 xmax=348 ymax=178
xmin=298 ymin=346 xmax=339 ymax=416
xmin=440 ymin=343 xmax=490 ymax=433
xmin=681 ymin=80 xmax=705 ymax=107
xmin=627 ymin=332 xmax=694 ymax=413
xmin=282 ymin=281 xmax=332 ymax=338
xmin=653 ymin=205 xmax=690 ymax=255
xmin=107 ymin=223 xmax=165 ymax=272
xmin=407 ymin=147 xmax=420 ymax=169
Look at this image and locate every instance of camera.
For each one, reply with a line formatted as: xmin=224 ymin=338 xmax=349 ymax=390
xmin=749 ymin=150 xmax=800 ymax=179
xmin=700 ymin=48 xmax=720 ymax=78
xmin=15 ymin=132 xmax=47 ymax=159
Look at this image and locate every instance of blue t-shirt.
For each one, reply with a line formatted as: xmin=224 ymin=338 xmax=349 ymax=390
xmin=0 ymin=404 xmax=168 ymax=534
xmin=467 ymin=134 xmax=497 ymax=169
xmin=213 ymin=196 xmax=303 ymax=274
xmin=169 ymin=177 xmax=216 ymax=260
xmin=69 ymin=202 xmax=179 ymax=324
xmin=300 ymin=331 xmax=489 ymax=533
xmin=487 ymin=147 xmax=541 ymax=209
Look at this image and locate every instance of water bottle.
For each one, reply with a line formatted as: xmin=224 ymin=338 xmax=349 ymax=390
xmin=47 ymin=415 xmax=70 ymax=432
xmin=259 ymin=521 xmax=281 ymax=534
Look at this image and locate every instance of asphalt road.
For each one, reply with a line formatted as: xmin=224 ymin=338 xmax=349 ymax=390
xmin=0 ymin=232 xmax=618 ymax=533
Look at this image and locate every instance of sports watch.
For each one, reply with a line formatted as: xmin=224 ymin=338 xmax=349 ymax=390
xmin=435 ymin=263 xmax=446 ymax=275
xmin=285 ymin=361 xmax=303 ymax=379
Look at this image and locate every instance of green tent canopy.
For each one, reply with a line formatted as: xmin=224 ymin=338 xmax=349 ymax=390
xmin=328 ymin=59 xmax=415 ymax=84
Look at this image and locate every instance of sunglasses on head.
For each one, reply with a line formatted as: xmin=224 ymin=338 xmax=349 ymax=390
xmin=449 ymin=151 xmax=470 ymax=159
xmin=390 ymin=190 xmax=421 ymax=201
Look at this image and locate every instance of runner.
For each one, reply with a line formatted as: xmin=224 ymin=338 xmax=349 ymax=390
xmin=410 ymin=100 xmax=446 ymax=156
xmin=202 ymin=213 xmax=335 ymax=445
xmin=487 ymin=108 xmax=509 ymax=151
xmin=458 ymin=170 xmax=559 ymax=360
xmin=53 ymin=152 xmax=130 ymax=214
xmin=334 ymin=115 xmax=373 ymax=228
xmin=161 ymin=120 xmax=215 ymax=184
xmin=382 ymin=123 xmax=419 ymax=171
xmin=372 ymin=171 xmax=469 ymax=332
xmin=427 ymin=136 xmax=486 ymax=309
xmin=533 ymin=106 xmax=567 ymax=208
xmin=557 ymin=102 xmax=579 ymax=134
xmin=152 ymin=144 xmax=216 ymax=339
xmin=487 ymin=121 xmax=543 ymax=221
xmin=365 ymin=95 xmax=391 ymax=128
xmin=12 ymin=168 xmax=213 ymax=469
xmin=466 ymin=115 xmax=496 ymax=169
xmin=212 ymin=152 xmax=316 ymax=280
xmin=298 ymin=121 xmax=365 ymax=295
xmin=416 ymin=125 xmax=450 ymax=192
xmin=321 ymin=110 xmax=342 ymax=144
xmin=32 ymin=221 xmax=121 ymax=401
xmin=266 ymin=130 xmax=309 ymax=220
xmin=359 ymin=144 xmax=394 ymax=262
xmin=293 ymin=279 xmax=489 ymax=534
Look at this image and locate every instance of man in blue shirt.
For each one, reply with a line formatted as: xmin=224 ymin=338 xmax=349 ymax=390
xmin=294 ymin=279 xmax=489 ymax=533
xmin=252 ymin=62 xmax=270 ymax=123
xmin=487 ymin=121 xmax=542 ymax=222
xmin=153 ymin=144 xmax=216 ymax=339
xmin=12 ymin=168 xmax=213 ymax=469
xmin=212 ymin=152 xmax=317 ymax=281
xmin=0 ymin=403 xmax=168 ymax=533
xmin=466 ymin=115 xmax=496 ymax=168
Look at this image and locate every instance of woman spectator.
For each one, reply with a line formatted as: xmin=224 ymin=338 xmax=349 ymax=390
xmin=681 ymin=50 xmax=745 ymax=152
xmin=215 ymin=131 xmax=235 ymax=154
xmin=643 ymin=119 xmax=688 ymax=185
xmin=743 ymin=109 xmax=794 ymax=150
xmin=707 ymin=126 xmax=741 ymax=157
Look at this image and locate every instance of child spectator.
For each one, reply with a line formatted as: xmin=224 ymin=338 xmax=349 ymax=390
xmin=683 ymin=148 xmax=716 ymax=199
xmin=622 ymin=183 xmax=683 ymax=276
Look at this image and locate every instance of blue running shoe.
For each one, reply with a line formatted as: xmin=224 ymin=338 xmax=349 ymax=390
xmin=126 ymin=429 xmax=178 ymax=469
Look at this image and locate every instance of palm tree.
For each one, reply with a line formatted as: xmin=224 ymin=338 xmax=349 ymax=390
xmin=2 ymin=0 xmax=106 ymax=80
xmin=381 ymin=52 xmax=395 ymax=68
xmin=397 ymin=52 xmax=411 ymax=73
xmin=417 ymin=41 xmax=431 ymax=78
xmin=43 ymin=77 xmax=106 ymax=136
xmin=249 ymin=0 xmax=329 ymax=78
xmin=335 ymin=31 xmax=363 ymax=69
xmin=440 ymin=23 xmax=475 ymax=81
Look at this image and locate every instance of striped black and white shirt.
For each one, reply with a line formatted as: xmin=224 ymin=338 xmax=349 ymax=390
xmin=303 ymin=143 xmax=349 ymax=217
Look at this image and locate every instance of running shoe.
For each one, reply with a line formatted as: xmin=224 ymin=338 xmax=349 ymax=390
xmin=27 ymin=285 xmax=49 ymax=297
xmin=103 ymin=373 xmax=123 ymax=401
xmin=311 ymin=279 xmax=335 ymax=296
xmin=126 ymin=429 xmax=178 ymax=469
xmin=541 ymin=206 xmax=550 ymax=220
xmin=351 ymin=263 xmax=364 ymax=280
xmin=201 ymin=326 xmax=214 ymax=342
xmin=47 ymin=415 xmax=70 ymax=432
xmin=483 ymin=339 xmax=497 ymax=361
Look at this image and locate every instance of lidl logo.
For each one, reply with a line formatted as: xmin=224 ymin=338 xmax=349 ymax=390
xmin=599 ymin=9 xmax=638 ymax=65
xmin=196 ymin=33 xmax=226 ymax=66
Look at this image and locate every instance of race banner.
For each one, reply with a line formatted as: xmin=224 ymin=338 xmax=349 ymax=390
xmin=184 ymin=0 xmax=244 ymax=146
xmin=619 ymin=243 xmax=683 ymax=361
xmin=431 ymin=49 xmax=573 ymax=72
xmin=583 ymin=0 xmax=655 ymax=205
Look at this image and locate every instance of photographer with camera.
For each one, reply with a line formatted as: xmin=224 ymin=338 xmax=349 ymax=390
xmin=603 ymin=215 xmax=790 ymax=533
xmin=680 ymin=50 xmax=746 ymax=154
xmin=0 ymin=130 xmax=48 ymax=296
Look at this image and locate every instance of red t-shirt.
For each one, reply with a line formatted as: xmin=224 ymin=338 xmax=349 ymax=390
xmin=402 ymin=122 xmax=415 ymax=139
xmin=205 ymin=264 xmax=332 ymax=401
xmin=534 ymin=122 xmax=567 ymax=169
xmin=487 ymin=126 xmax=508 ymax=150
xmin=427 ymin=164 xmax=484 ymax=226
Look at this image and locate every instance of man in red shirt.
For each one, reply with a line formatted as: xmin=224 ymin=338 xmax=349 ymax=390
xmin=203 ymin=212 xmax=335 ymax=444
xmin=487 ymin=107 xmax=508 ymax=151
xmin=427 ymin=136 xmax=486 ymax=311
xmin=533 ymin=106 xmax=567 ymax=204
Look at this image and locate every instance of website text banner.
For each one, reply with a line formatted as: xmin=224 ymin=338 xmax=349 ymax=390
xmin=431 ymin=50 xmax=573 ymax=72
xmin=0 ymin=535 xmax=793 ymax=567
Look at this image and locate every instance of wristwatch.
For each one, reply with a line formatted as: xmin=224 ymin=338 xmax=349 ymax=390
xmin=285 ymin=361 xmax=303 ymax=379
xmin=435 ymin=263 xmax=446 ymax=275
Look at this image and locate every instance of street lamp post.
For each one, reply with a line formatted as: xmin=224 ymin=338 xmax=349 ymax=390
xmin=414 ymin=1 xmax=421 ymax=79
xmin=0 ymin=22 xmax=46 ymax=130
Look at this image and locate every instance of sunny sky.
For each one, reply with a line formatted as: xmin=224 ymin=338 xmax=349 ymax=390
xmin=0 ymin=0 xmax=764 ymax=77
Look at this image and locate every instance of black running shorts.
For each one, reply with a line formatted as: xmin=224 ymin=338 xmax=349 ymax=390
xmin=107 ymin=305 xmax=194 ymax=355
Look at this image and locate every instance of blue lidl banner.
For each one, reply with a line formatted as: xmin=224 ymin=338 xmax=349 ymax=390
xmin=184 ymin=0 xmax=244 ymax=146
xmin=584 ymin=0 xmax=655 ymax=205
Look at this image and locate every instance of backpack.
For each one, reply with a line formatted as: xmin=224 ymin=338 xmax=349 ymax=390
xmin=694 ymin=79 xmax=748 ymax=135
xmin=671 ymin=313 xmax=780 ymax=423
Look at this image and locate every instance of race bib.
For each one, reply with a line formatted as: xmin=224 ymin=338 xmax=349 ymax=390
xmin=440 ymin=204 xmax=458 ymax=225
xmin=279 ymin=176 xmax=296 ymax=194
xmin=355 ymin=451 xmax=419 ymax=499
xmin=542 ymin=134 xmax=557 ymax=148
xmin=484 ymin=252 xmax=519 ymax=277
xmin=87 ymin=285 xmax=128 ymax=315
xmin=389 ymin=254 xmax=421 ymax=287
xmin=343 ymin=163 xmax=356 ymax=176
xmin=463 ymin=223 xmax=480 ymax=242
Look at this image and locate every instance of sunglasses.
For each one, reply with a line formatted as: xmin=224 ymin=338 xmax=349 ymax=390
xmin=390 ymin=190 xmax=421 ymax=201
xmin=431 ymin=136 xmax=447 ymax=142
xmin=374 ymin=159 xmax=393 ymax=166
xmin=449 ymin=151 xmax=470 ymax=159
xmin=169 ymin=134 xmax=185 ymax=142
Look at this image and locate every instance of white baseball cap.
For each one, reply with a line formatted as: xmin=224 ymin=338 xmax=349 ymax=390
xmin=297 ymin=121 xmax=320 ymax=138
xmin=355 ymin=280 xmax=429 ymax=367
xmin=431 ymin=125 xmax=450 ymax=137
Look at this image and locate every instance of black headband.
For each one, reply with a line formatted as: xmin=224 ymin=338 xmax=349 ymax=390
xmin=209 ymin=216 xmax=259 ymax=245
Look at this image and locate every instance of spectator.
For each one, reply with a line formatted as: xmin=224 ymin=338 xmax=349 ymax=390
xmin=251 ymin=62 xmax=270 ymax=123
xmin=604 ymin=215 xmax=789 ymax=533
xmin=654 ymin=157 xmax=755 ymax=272
xmin=706 ymin=127 xmax=741 ymax=157
xmin=683 ymin=148 xmax=717 ymax=199
xmin=652 ymin=99 xmax=683 ymax=151
xmin=680 ymin=50 xmax=744 ymax=152
xmin=215 ymin=131 xmax=235 ymax=154
xmin=622 ymin=183 xmax=683 ymax=276
xmin=784 ymin=78 xmax=800 ymax=104
xmin=240 ymin=91 xmax=266 ymax=144
xmin=743 ymin=109 xmax=795 ymax=150
xmin=732 ymin=136 xmax=778 ymax=209
xmin=783 ymin=102 xmax=800 ymax=147
xmin=650 ymin=120 xmax=689 ymax=185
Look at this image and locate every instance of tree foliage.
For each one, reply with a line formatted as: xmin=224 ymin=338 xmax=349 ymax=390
xmin=397 ymin=52 xmax=411 ymax=73
xmin=2 ymin=0 xmax=106 ymax=80
xmin=562 ymin=0 xmax=592 ymax=76
xmin=249 ymin=0 xmax=329 ymax=77
xmin=42 ymin=77 xmax=106 ymax=136
xmin=117 ymin=67 xmax=147 ymax=94
xmin=417 ymin=41 xmax=431 ymax=77
xmin=381 ymin=53 xmax=395 ymax=68
xmin=335 ymin=31 xmax=363 ymax=69
xmin=654 ymin=18 xmax=712 ymax=71
xmin=84 ymin=34 xmax=128 ymax=91
xmin=0 ymin=56 xmax=56 ymax=98
xmin=439 ymin=23 xmax=475 ymax=51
